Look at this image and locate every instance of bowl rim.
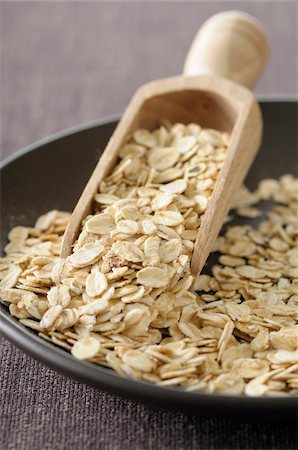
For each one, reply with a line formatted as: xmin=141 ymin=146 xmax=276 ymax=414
xmin=1 ymin=100 xmax=297 ymax=414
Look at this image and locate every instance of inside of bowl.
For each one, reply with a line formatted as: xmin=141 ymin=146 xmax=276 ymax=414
xmin=129 ymin=89 xmax=238 ymax=133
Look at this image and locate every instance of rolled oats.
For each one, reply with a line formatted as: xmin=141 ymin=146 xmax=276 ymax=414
xmin=1 ymin=121 xmax=297 ymax=397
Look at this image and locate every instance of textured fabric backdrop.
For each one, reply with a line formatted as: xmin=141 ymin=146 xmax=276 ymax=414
xmin=1 ymin=2 xmax=297 ymax=449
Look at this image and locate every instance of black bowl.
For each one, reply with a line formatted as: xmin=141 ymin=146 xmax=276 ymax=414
xmin=1 ymin=101 xmax=297 ymax=420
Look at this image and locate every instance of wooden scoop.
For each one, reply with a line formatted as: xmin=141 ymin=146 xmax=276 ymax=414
xmin=61 ymin=11 xmax=269 ymax=282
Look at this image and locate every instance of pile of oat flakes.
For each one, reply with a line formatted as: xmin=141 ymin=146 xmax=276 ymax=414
xmin=0 ymin=122 xmax=297 ymax=397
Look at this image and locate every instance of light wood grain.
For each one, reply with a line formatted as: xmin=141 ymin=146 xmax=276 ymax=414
xmin=61 ymin=11 xmax=268 ymax=283
xmin=184 ymin=11 xmax=269 ymax=89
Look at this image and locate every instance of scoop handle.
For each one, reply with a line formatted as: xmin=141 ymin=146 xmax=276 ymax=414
xmin=183 ymin=11 xmax=269 ymax=89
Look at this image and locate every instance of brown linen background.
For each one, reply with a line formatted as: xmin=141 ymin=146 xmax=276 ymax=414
xmin=0 ymin=1 xmax=297 ymax=449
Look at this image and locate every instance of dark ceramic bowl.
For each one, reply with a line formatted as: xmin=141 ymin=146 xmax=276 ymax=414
xmin=1 ymin=101 xmax=297 ymax=420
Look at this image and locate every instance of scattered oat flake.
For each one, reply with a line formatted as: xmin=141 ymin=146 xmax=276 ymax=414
xmin=86 ymin=271 xmax=108 ymax=297
xmin=212 ymin=373 xmax=244 ymax=394
xmin=94 ymin=194 xmax=119 ymax=205
xmin=137 ymin=267 xmax=169 ymax=288
xmin=160 ymin=179 xmax=187 ymax=194
xmin=159 ymin=239 xmax=183 ymax=263
xmin=194 ymin=195 xmax=208 ymax=213
xmin=134 ymin=129 xmax=157 ymax=148
xmin=71 ymin=337 xmax=101 ymax=360
xmin=47 ymin=285 xmax=71 ymax=308
xmin=0 ymin=265 xmax=22 ymax=289
xmin=154 ymin=211 xmax=183 ymax=226
xmin=151 ymin=193 xmax=174 ymax=211
xmin=86 ymin=214 xmax=115 ymax=234
xmin=116 ymin=220 xmax=139 ymax=235
xmin=122 ymin=349 xmax=156 ymax=372
xmin=112 ymin=241 xmax=144 ymax=263
xmin=237 ymin=206 xmax=262 ymax=218
xmin=69 ymin=243 xmax=105 ymax=268
xmin=174 ymin=136 xmax=197 ymax=154
xmin=35 ymin=210 xmax=58 ymax=231
xmin=148 ymin=147 xmax=180 ymax=171
xmin=40 ymin=305 xmax=63 ymax=330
